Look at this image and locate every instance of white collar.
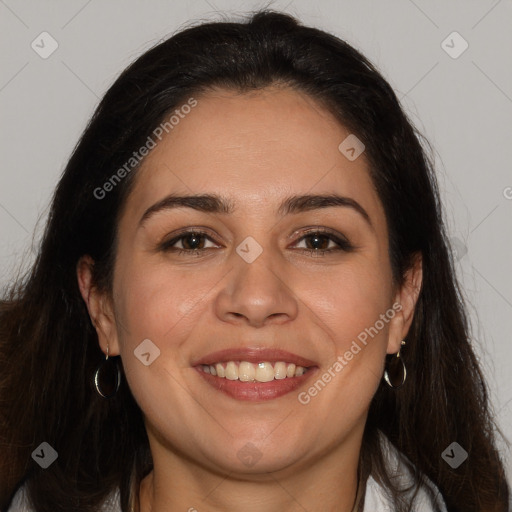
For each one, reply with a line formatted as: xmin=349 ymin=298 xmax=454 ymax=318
xmin=363 ymin=432 xmax=447 ymax=511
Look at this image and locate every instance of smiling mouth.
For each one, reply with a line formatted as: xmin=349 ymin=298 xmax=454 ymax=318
xmin=199 ymin=361 xmax=310 ymax=382
xmin=192 ymin=347 xmax=318 ymax=400
xmin=194 ymin=360 xmax=317 ymax=401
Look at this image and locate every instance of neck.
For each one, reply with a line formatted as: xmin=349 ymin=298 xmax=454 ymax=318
xmin=138 ymin=431 xmax=365 ymax=512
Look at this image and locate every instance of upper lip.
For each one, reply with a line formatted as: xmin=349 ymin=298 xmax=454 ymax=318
xmin=191 ymin=347 xmax=318 ymax=367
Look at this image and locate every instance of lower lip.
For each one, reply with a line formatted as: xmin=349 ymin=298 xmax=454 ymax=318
xmin=195 ymin=367 xmax=318 ymax=401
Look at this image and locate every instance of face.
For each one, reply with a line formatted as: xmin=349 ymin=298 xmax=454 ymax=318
xmin=79 ymin=85 xmax=421 ymax=478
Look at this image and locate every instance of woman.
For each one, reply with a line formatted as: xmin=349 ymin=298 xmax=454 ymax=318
xmin=1 ymin=9 xmax=509 ymax=512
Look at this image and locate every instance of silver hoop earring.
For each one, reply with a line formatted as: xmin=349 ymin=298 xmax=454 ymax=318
xmin=384 ymin=340 xmax=406 ymax=389
xmin=94 ymin=344 xmax=121 ymax=398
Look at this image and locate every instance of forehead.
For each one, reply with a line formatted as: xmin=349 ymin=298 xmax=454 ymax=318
xmin=121 ymin=86 xmax=385 ymax=229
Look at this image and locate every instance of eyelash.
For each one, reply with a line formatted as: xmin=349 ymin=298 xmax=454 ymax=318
xmin=158 ymin=227 xmax=355 ymax=257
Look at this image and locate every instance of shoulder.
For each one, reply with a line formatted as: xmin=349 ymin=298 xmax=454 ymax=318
xmin=364 ymin=475 xmax=447 ymax=512
xmin=6 ymin=483 xmax=122 ymax=512
xmin=363 ymin=431 xmax=447 ymax=512
xmin=5 ymin=485 xmax=32 ymax=512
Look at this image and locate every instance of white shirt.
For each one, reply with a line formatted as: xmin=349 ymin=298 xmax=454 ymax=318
xmin=7 ymin=435 xmax=447 ymax=511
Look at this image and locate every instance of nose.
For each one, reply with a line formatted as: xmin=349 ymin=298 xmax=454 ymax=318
xmin=214 ymin=245 xmax=299 ymax=328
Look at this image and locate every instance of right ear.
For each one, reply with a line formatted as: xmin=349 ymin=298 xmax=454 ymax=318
xmin=76 ymin=255 xmax=120 ymax=356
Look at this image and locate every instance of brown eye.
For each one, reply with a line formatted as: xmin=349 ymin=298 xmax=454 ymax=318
xmin=159 ymin=230 xmax=219 ymax=254
xmin=302 ymin=234 xmax=332 ymax=251
xmin=293 ymin=229 xmax=354 ymax=256
xmin=179 ymin=233 xmax=207 ymax=250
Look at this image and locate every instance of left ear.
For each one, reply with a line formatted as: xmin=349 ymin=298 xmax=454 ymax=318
xmin=386 ymin=252 xmax=423 ymax=354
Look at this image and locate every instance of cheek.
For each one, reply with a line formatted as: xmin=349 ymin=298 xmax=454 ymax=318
xmin=305 ymin=261 xmax=393 ymax=348
xmin=114 ymin=258 xmax=209 ymax=348
xmin=112 ymin=261 xmax=211 ymax=437
xmin=301 ymin=272 xmax=391 ymax=407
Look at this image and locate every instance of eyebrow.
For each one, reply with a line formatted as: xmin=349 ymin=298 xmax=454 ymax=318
xmin=138 ymin=193 xmax=373 ymax=229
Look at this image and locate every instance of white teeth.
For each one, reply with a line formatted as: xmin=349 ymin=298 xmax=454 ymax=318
xmin=239 ymin=361 xmax=255 ymax=382
xmin=274 ymin=361 xmax=287 ymax=380
xmin=200 ymin=361 xmax=309 ymax=382
xmin=294 ymin=366 xmax=305 ymax=377
xmin=255 ymin=362 xmax=274 ymax=382
xmin=225 ymin=361 xmax=238 ymax=380
xmin=215 ymin=363 xmax=225 ymax=378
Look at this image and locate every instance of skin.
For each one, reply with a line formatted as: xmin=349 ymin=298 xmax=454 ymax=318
xmin=77 ymin=85 xmax=422 ymax=512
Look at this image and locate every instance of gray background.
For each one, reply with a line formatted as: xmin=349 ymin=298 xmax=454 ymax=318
xmin=1 ymin=0 xmax=511 ymax=480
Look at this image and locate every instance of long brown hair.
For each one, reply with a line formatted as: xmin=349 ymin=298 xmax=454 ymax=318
xmin=1 ymin=10 xmax=509 ymax=512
